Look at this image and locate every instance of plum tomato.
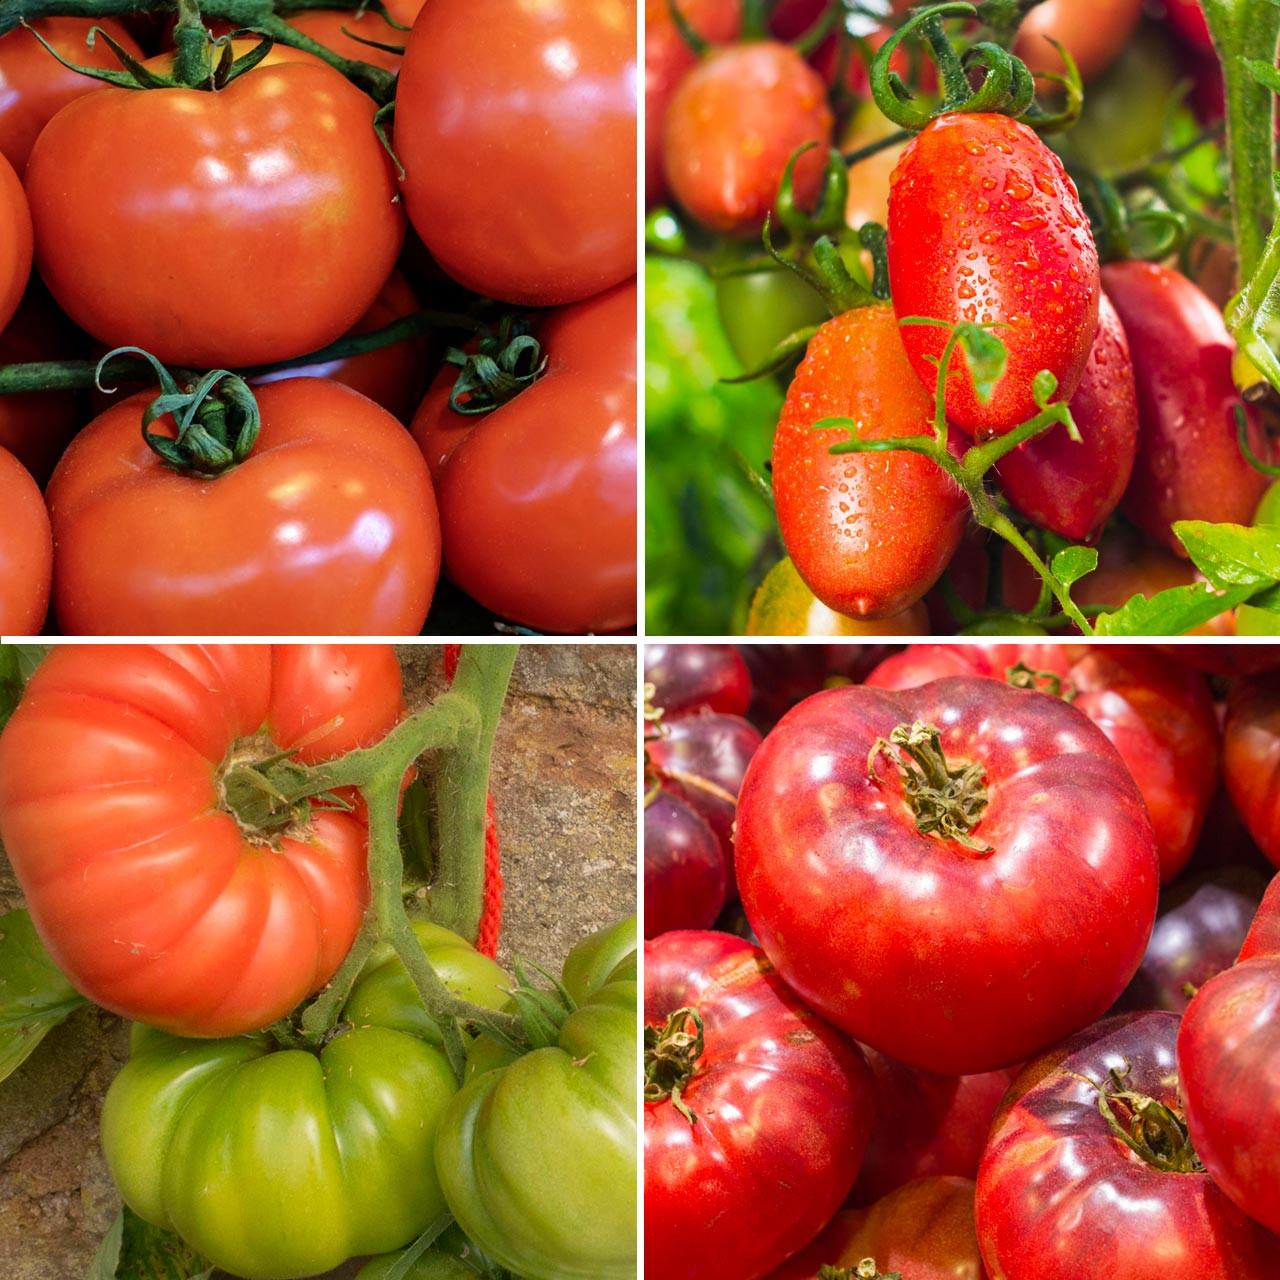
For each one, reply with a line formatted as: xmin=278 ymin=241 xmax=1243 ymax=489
xmin=1014 ymin=0 xmax=1144 ymax=83
xmin=747 ymin=557 xmax=932 ymax=637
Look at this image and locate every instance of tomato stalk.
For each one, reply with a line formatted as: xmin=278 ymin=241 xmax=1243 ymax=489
xmin=1083 ymin=1065 xmax=1206 ymax=1175
xmin=643 ymin=1007 xmax=706 ymax=1125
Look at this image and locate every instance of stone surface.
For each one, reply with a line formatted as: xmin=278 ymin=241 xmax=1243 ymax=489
xmin=0 ymin=643 xmax=638 ymax=1280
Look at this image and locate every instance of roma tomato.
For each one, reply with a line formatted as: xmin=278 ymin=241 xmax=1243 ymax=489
xmin=25 ymin=57 xmax=403 ymax=368
xmin=772 ymin=304 xmax=969 ymax=620
xmin=0 ymin=19 xmax=144 ymax=172
xmin=747 ymin=556 xmax=932 ymax=636
xmin=663 ymin=40 xmax=833 ymax=236
xmin=1102 ymin=260 xmax=1269 ymax=553
xmin=396 ymin=0 xmax=635 ymax=306
xmin=1014 ymin=0 xmax=1143 ymax=82
xmin=978 ymin=1011 xmax=1280 ymax=1279
xmin=0 ymin=644 xmax=404 ymax=1036
xmin=0 ymin=148 xmax=30 ymax=333
xmin=767 ymin=1177 xmax=987 ymax=1280
xmin=47 ymin=379 xmax=440 ymax=636
xmin=102 ymin=923 xmax=509 ymax=1280
xmin=437 ymin=919 xmax=637 ymax=1280
xmin=413 ymin=281 xmax=635 ymax=634
xmin=643 ymin=790 xmax=727 ymax=938
xmin=1223 ymin=674 xmax=1280 ymax=869
xmin=645 ymin=643 xmax=752 ymax=719
xmin=0 ymin=444 xmax=51 ymax=634
xmin=996 ymin=292 xmax=1137 ymax=541
xmin=735 ymin=678 xmax=1159 ymax=1073
xmin=645 ymin=931 xmax=875 ymax=1280
xmin=888 ymin=113 xmax=1100 ymax=437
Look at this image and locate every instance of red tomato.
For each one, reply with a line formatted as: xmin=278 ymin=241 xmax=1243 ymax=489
xmin=996 ymin=292 xmax=1137 ymax=541
xmin=663 ymin=40 xmax=833 ymax=236
xmin=1014 ymin=0 xmax=1144 ymax=82
xmin=1242 ymin=873 xmax=1280 ymax=960
xmin=0 ymin=444 xmax=51 ymax=633
xmin=1166 ymin=0 xmax=1214 ymax=52
xmin=1157 ymin=645 xmax=1280 ymax=674
xmin=25 ymin=57 xmax=403 ymax=368
xmin=736 ymin=642 xmax=903 ymax=731
xmin=888 ymin=113 xmax=1101 ymax=437
xmin=643 ymin=791 xmax=727 ymax=937
xmin=772 ymin=304 xmax=969 ymax=620
xmin=0 ymin=148 xmax=30 ymax=333
xmin=0 ymin=644 xmax=404 ymax=1036
xmin=412 ymin=280 xmax=635 ymax=635
xmin=979 ymin=1011 xmax=1280 ymax=1279
xmin=646 ymin=644 xmax=752 ymax=718
xmin=395 ymin=0 xmax=635 ymax=306
xmin=1179 ymin=957 xmax=1280 ymax=1237
xmin=1223 ymin=675 xmax=1280 ymax=869
xmin=645 ymin=931 xmax=875 ymax=1280
xmin=1102 ymin=261 xmax=1269 ymax=554
xmin=735 ymin=678 xmax=1159 ymax=1073
xmin=766 ymin=1177 xmax=988 ymax=1280
xmin=645 ymin=0 xmax=741 ymax=206
xmin=0 ymin=18 xmax=145 ymax=173
xmin=287 ymin=0 xmax=424 ymax=73
xmin=867 ymin=643 xmax=1220 ymax=883
xmin=47 ymin=379 xmax=441 ymax=636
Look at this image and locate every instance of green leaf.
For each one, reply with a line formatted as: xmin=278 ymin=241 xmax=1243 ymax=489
xmin=0 ymin=909 xmax=87 ymax=1083
xmin=1244 ymin=582 xmax=1280 ymax=613
xmin=1092 ymin=581 xmax=1258 ymax=637
xmin=88 ymin=1206 xmax=213 ymax=1280
xmin=953 ymin=323 xmax=1008 ymax=404
xmin=0 ymin=644 xmax=49 ymax=733
xmin=1243 ymin=57 xmax=1280 ymax=94
xmin=1050 ymin=545 xmax=1098 ymax=587
xmin=1174 ymin=520 xmax=1280 ymax=588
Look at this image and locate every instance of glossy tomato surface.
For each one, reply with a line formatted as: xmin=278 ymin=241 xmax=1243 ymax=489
xmin=1241 ymin=873 xmax=1280 ymax=961
xmin=26 ymin=57 xmax=403 ymax=367
xmin=414 ymin=280 xmax=636 ymax=634
xmin=978 ymin=1011 xmax=1280 ymax=1279
xmin=645 ymin=931 xmax=874 ymax=1280
xmin=646 ymin=644 xmax=752 ymax=718
xmin=396 ymin=0 xmax=635 ymax=305
xmin=0 ymin=148 xmax=30 ymax=333
xmin=0 ymin=644 xmax=405 ymax=1036
xmin=47 ymin=379 xmax=440 ymax=636
xmin=736 ymin=678 xmax=1159 ymax=1073
xmin=643 ymin=790 xmax=727 ymax=938
xmin=1224 ymin=675 xmax=1280 ymax=869
xmin=0 ymin=444 xmax=51 ymax=634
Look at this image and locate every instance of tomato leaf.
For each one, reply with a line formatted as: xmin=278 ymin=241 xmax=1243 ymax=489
xmin=953 ymin=323 xmax=1008 ymax=404
xmin=1050 ymin=545 xmax=1098 ymax=587
xmin=1243 ymin=582 xmax=1280 ymax=614
xmin=0 ymin=908 xmax=86 ymax=1084
xmin=0 ymin=643 xmax=49 ymax=733
xmin=1174 ymin=520 xmax=1280 ymax=588
xmin=1092 ymin=580 xmax=1259 ymax=636
xmin=1243 ymin=56 xmax=1280 ymax=94
xmin=88 ymin=1206 xmax=213 ymax=1280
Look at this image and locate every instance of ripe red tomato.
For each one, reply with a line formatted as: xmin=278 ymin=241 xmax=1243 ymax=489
xmin=1241 ymin=873 xmax=1280 ymax=962
xmin=1223 ymin=675 xmax=1280 ymax=869
xmin=0 ymin=18 xmax=145 ymax=173
xmin=735 ymin=677 xmax=1159 ymax=1073
xmin=1102 ymin=260 xmax=1269 ymax=554
xmin=766 ymin=1177 xmax=987 ymax=1280
xmin=773 ymin=304 xmax=969 ymax=620
xmin=1014 ymin=0 xmax=1144 ymax=82
xmin=0 ymin=644 xmax=405 ymax=1036
xmin=645 ymin=931 xmax=875 ymax=1280
xmin=867 ymin=644 xmax=1220 ymax=883
xmin=1166 ymin=0 xmax=1214 ymax=52
xmin=395 ymin=0 xmax=635 ymax=306
xmin=25 ymin=57 xmax=403 ymax=368
xmin=0 ymin=444 xmax=51 ymax=633
xmin=643 ymin=791 xmax=727 ymax=937
xmin=645 ymin=0 xmax=741 ymax=205
xmin=663 ymin=40 xmax=833 ymax=236
xmin=47 ymin=379 xmax=441 ymax=636
xmin=979 ymin=1012 xmax=1280 ymax=1279
xmin=412 ymin=280 xmax=635 ymax=634
xmin=996 ymin=292 xmax=1137 ymax=540
xmin=0 ymin=148 xmax=31 ymax=334
xmin=287 ymin=0 xmax=423 ymax=73
xmin=888 ymin=112 xmax=1100 ymax=437
xmin=646 ymin=644 xmax=752 ymax=719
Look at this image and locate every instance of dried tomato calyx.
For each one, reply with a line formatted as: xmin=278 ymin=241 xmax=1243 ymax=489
xmin=218 ymin=738 xmax=350 ymax=840
xmin=1084 ymin=1064 xmax=1205 ymax=1174
xmin=818 ymin=1261 xmax=903 ymax=1280
xmin=644 ymin=1007 xmax=706 ymax=1127
xmin=1005 ymin=662 xmax=1076 ymax=701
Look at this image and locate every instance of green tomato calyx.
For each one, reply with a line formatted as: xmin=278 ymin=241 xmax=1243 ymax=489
xmin=644 ymin=1007 xmax=705 ymax=1127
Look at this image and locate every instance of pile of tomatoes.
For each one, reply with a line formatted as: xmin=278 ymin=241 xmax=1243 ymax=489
xmin=644 ymin=640 xmax=1280 ymax=1280
xmin=645 ymin=0 xmax=1279 ymax=636
xmin=0 ymin=0 xmax=637 ymax=636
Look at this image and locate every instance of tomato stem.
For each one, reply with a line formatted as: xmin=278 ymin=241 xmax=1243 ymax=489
xmin=1082 ymin=1064 xmax=1206 ymax=1174
xmin=644 ymin=1007 xmax=705 ymax=1126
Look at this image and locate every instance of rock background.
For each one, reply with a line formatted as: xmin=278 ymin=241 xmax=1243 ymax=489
xmin=0 ymin=642 xmax=638 ymax=1280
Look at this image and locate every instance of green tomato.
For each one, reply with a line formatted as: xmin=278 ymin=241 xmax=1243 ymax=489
xmin=100 ymin=924 xmax=510 ymax=1280
xmin=715 ymin=267 xmax=830 ymax=373
xmin=436 ymin=916 xmax=638 ymax=1280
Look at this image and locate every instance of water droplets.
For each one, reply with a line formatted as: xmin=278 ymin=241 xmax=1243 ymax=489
xmin=1004 ymin=175 xmax=1033 ymax=201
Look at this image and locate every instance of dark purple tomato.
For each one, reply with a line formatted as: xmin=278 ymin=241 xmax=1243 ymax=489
xmin=646 ymin=644 xmax=752 ymax=718
xmin=736 ymin=644 xmax=902 ymax=732
xmin=644 ymin=790 xmax=728 ymax=939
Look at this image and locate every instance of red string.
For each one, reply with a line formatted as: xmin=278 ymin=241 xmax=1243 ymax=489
xmin=443 ymin=644 xmax=503 ymax=958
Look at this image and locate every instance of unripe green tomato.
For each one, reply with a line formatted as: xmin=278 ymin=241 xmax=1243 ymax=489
xmin=715 ymin=266 xmax=831 ymax=373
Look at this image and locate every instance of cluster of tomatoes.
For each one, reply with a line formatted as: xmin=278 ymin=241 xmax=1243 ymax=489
xmin=646 ymin=0 xmax=1278 ymax=636
xmin=644 ymin=640 xmax=1280 ymax=1280
xmin=0 ymin=0 xmax=637 ymax=637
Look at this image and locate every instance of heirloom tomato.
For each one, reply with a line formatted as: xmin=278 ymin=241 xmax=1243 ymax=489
xmin=645 ymin=643 xmax=751 ymax=718
xmin=735 ymin=677 xmax=1159 ymax=1073
xmin=0 ymin=643 xmax=404 ymax=1036
xmin=1241 ymin=873 xmax=1280 ymax=962
xmin=643 ymin=790 xmax=727 ymax=938
xmin=0 ymin=148 xmax=30 ymax=333
xmin=1223 ymin=674 xmax=1280 ymax=868
xmin=101 ymin=923 xmax=509 ymax=1280
xmin=0 ymin=444 xmax=51 ymax=634
xmin=645 ymin=931 xmax=875 ymax=1280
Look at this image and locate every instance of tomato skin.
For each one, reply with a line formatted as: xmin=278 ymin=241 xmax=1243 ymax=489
xmin=25 ymin=60 xmax=403 ymax=368
xmin=766 ymin=1177 xmax=987 ymax=1280
xmin=47 ymin=379 xmax=440 ymax=636
xmin=396 ymin=0 xmax=634 ymax=307
xmin=1102 ymin=260 xmax=1268 ymax=554
xmin=996 ymin=292 xmax=1137 ymax=541
xmin=888 ymin=113 xmax=1100 ymax=437
xmin=735 ymin=678 xmax=1159 ymax=1074
xmin=413 ymin=280 xmax=635 ymax=635
xmin=1223 ymin=676 xmax=1280 ymax=869
xmin=0 ymin=644 xmax=405 ymax=1036
xmin=645 ymin=931 xmax=875 ymax=1280
xmin=747 ymin=555 xmax=932 ymax=636
xmin=0 ymin=444 xmax=51 ymax=633
xmin=1241 ymin=874 xmax=1280 ymax=961
xmin=0 ymin=149 xmax=30 ymax=333
xmin=645 ymin=643 xmax=752 ymax=718
xmin=1014 ymin=0 xmax=1143 ymax=82
xmin=1166 ymin=0 xmax=1214 ymax=52
xmin=978 ymin=1011 xmax=1280 ymax=1280
xmin=643 ymin=790 xmax=727 ymax=938
xmin=437 ymin=920 xmax=637 ymax=1280
xmin=287 ymin=0 xmax=424 ymax=73
xmin=102 ymin=923 xmax=510 ymax=1280
xmin=773 ymin=304 xmax=969 ymax=620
